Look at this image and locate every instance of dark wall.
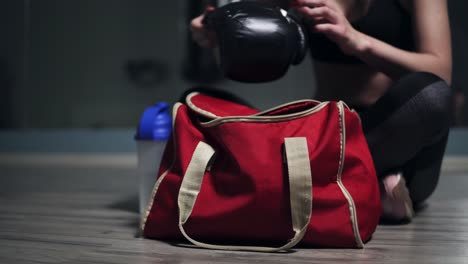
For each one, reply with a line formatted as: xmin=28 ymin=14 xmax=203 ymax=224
xmin=0 ymin=1 xmax=26 ymax=128
xmin=0 ymin=0 xmax=314 ymax=128
xmin=448 ymin=0 xmax=468 ymax=125
xmin=1 ymin=0 xmax=467 ymax=128
xmin=25 ymin=0 xmax=189 ymax=128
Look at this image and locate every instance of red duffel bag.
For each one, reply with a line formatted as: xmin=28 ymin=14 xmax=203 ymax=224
xmin=141 ymin=92 xmax=381 ymax=252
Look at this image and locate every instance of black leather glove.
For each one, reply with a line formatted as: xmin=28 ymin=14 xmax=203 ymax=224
xmin=204 ymin=1 xmax=308 ymax=83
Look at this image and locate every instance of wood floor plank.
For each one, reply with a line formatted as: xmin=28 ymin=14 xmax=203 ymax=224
xmin=1 ymin=164 xmax=468 ymax=263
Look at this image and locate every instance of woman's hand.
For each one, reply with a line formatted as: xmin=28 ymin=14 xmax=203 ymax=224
xmin=295 ymin=0 xmax=370 ymax=56
xmin=190 ymin=7 xmax=217 ymax=49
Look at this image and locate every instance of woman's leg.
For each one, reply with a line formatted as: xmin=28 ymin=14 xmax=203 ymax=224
xmin=359 ymin=72 xmax=452 ymax=204
xmin=403 ymin=133 xmax=449 ymax=205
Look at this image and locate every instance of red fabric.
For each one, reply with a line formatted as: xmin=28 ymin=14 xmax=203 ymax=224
xmin=144 ymin=93 xmax=381 ymax=248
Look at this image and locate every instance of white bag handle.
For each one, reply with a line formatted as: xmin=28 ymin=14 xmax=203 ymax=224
xmin=177 ymin=137 xmax=313 ymax=252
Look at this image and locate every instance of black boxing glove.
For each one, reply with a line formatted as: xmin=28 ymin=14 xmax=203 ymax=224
xmin=204 ymin=1 xmax=308 ymax=83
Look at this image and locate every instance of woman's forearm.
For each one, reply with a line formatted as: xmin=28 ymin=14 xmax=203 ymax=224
xmin=353 ymin=31 xmax=452 ymax=85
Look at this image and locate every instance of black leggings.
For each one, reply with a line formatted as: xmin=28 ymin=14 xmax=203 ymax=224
xmin=358 ymin=72 xmax=452 ymax=204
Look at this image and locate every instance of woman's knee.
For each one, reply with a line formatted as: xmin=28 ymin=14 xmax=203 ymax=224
xmin=411 ymin=72 xmax=452 ymax=132
xmin=362 ymin=71 xmax=453 ymax=134
xmin=394 ymin=72 xmax=453 ymax=134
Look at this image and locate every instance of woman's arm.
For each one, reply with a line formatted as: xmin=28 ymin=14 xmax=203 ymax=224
xmin=296 ymin=0 xmax=452 ymax=85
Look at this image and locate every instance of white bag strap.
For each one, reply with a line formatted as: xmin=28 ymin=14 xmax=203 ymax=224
xmin=177 ymin=138 xmax=312 ymax=252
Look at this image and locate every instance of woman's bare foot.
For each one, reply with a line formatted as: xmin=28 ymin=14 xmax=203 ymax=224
xmin=381 ymin=173 xmax=415 ymax=222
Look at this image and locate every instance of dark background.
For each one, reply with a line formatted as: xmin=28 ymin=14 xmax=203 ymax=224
xmin=0 ymin=0 xmax=466 ymax=129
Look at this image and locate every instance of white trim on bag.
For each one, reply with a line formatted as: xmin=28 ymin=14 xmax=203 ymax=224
xmin=201 ymin=102 xmax=329 ymax=127
xmin=252 ymin=99 xmax=323 ymax=116
xmin=186 ymin=92 xmax=219 ymax=119
xmin=335 ymin=102 xmax=365 ymax=248
xmin=185 ymin=92 xmax=332 ymax=127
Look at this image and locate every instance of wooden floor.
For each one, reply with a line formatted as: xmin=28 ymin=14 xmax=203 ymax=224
xmin=1 ymin=160 xmax=468 ymax=264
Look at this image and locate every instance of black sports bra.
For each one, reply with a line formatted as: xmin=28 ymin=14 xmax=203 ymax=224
xmin=308 ymin=0 xmax=414 ymax=63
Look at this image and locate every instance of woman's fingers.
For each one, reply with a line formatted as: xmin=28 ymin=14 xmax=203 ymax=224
xmin=295 ymin=0 xmax=326 ymax=8
xmin=295 ymin=0 xmax=340 ymax=12
xmin=190 ymin=14 xmax=216 ymax=48
xmin=314 ymin=23 xmax=344 ymax=37
xmin=297 ymin=5 xmax=340 ymax=24
xmin=295 ymin=0 xmax=362 ymax=55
